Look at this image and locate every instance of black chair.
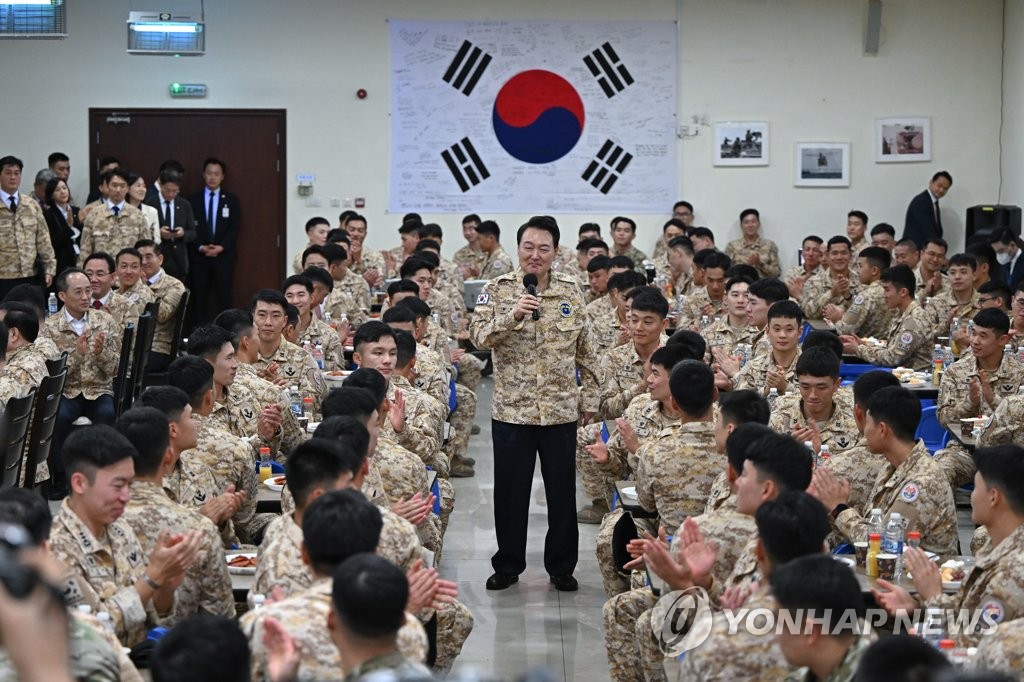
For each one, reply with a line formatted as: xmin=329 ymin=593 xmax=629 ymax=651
xmin=144 ymin=289 xmax=191 ymax=387
xmin=20 ymin=370 xmax=66 ymax=489
xmin=1 ymin=391 xmax=36 ymax=489
xmin=45 ymin=351 xmax=68 ymax=377
xmin=112 ymin=323 xmax=135 ymax=417
xmin=127 ymin=312 xmax=156 ymax=408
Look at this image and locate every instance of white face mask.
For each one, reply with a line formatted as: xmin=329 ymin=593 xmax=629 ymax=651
xmin=997 ymin=251 xmax=1013 ymax=266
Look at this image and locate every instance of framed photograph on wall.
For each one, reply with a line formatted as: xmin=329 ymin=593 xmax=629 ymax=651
xmin=876 ymin=116 xmax=931 ymax=162
xmin=794 ymin=142 xmax=850 ymax=187
xmin=713 ymin=121 xmax=769 ymax=166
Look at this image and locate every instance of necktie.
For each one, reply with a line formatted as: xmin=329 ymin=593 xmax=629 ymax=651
xmin=7 ymin=197 xmax=15 ymax=213
xmin=164 ymin=201 xmax=171 ymax=228
xmin=934 ymin=200 xmax=943 ymax=237
xmin=91 ymin=300 xmax=102 ymax=310
xmin=111 ymin=205 xmax=120 ymax=218
xmin=208 ymin=191 xmax=216 ymax=237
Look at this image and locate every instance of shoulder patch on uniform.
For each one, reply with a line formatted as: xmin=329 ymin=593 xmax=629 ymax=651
xmin=834 ymin=435 xmax=851 ymax=449
xmin=853 ymin=294 xmax=865 ymax=305
xmin=559 ymin=301 xmax=572 ymax=317
xmin=899 ymin=332 xmax=914 ymax=345
xmin=475 ymin=292 xmax=490 ymax=305
xmin=1002 ymin=383 xmax=1015 ymax=394
xmin=982 ymin=599 xmax=1006 ymax=624
xmin=901 ymin=482 xmax=919 ymax=503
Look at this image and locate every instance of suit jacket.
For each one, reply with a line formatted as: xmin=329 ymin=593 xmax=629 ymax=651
xmin=903 ymin=189 xmax=941 ymax=249
xmin=43 ymin=204 xmax=81 ymax=276
xmin=145 ymin=195 xmax=196 ymax=280
xmin=1005 ymin=254 xmax=1024 ymax=291
xmin=188 ymin=187 xmax=240 ymax=264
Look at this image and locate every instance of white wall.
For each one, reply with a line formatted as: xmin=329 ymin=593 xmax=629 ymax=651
xmin=1002 ymin=0 xmax=1023 ymax=207
xmin=1 ymin=0 xmax=1002 ymax=270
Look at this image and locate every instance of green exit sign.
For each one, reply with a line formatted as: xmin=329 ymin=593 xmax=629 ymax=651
xmin=169 ymin=83 xmax=207 ymax=98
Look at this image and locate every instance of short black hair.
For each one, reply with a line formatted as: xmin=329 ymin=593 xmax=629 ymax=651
xmin=669 ymin=360 xmax=715 ymax=417
xmin=756 ymin=491 xmax=830 ymax=566
xmin=387 ymin=279 xmax=421 ymax=300
xmin=2 ymin=283 xmax=46 ymax=318
xmin=321 ymin=243 xmax=348 ymax=265
xmin=475 ymin=220 xmax=500 ymax=239
xmin=870 ymin=223 xmax=896 ymax=239
xmin=332 ymin=553 xmax=409 ymax=639
xmin=0 ymin=488 xmax=52 ymax=546
xmin=303 ymin=266 xmax=334 ymax=294
xmin=973 ymin=307 xmax=1011 ymax=336
xmin=282 ymin=274 xmax=313 ymax=295
xmin=795 ymin=346 xmax=840 ymax=380
xmin=662 ymin=218 xmax=687 ymax=234
xmin=48 ymin=151 xmax=69 ymax=166
xmin=767 ymin=299 xmax=804 ymax=326
xmin=1 ymin=302 xmax=36 ymax=342
xmin=516 ymin=215 xmax=560 ymax=248
xmin=802 ymin=235 xmax=824 ymax=246
xmin=748 ymin=277 xmax=789 ymax=304
xmin=83 ymin=252 xmax=116 ymax=274
xmin=895 ymin=238 xmax=920 ymax=252
xmin=285 ymin=438 xmax=355 ymax=509
xmin=152 ymin=615 xmax=250 ymax=682
xmin=576 ymin=237 xmax=608 ymax=254
xmin=419 ymin=222 xmax=443 ymax=240
xmin=137 ymin=385 xmax=190 ymax=423
xmin=394 ymin=296 xmax=431 ymax=320
xmin=967 ymin=243 xmax=1001 ymax=280
xmin=393 ymin=328 xmax=417 ymax=369
xmin=397 ymin=219 xmax=421 ymax=236
xmin=847 ymin=210 xmax=868 ymax=225
xmin=866 ymin=386 xmax=921 ymax=442
xmin=578 ymin=222 xmax=600 ymax=236
xmin=611 ymin=216 xmax=637 ymax=232
xmin=301 ymin=244 xmax=328 ymax=266
xmin=827 ymin=235 xmax=852 ymax=251
xmin=607 ymin=270 xmax=647 ymax=293
xmin=341 ymin=368 xmax=387 ymax=405
xmin=702 ymin=251 xmax=732 ymax=273
xmin=744 ymin=432 xmax=813 ymax=493
xmin=322 ymin=385 xmax=378 ymax=421
xmin=304 ymin=216 xmax=330 ymax=234
xmin=665 ymin=329 xmax=707 ymax=361
xmin=0 ymin=155 xmax=24 ymax=171
xmin=416 ymin=239 xmax=440 ymax=253
xmin=668 ymin=235 xmax=694 ymax=255
xmin=725 ymin=264 xmax=759 ymax=282
xmin=879 ymin=265 xmax=916 ymax=298
xmin=353 ymin=320 xmax=396 ymax=354
xmin=629 ymin=288 xmax=669 ymax=319
xmin=726 ymin=275 xmax=754 ymax=292
xmin=167 ymin=355 xmax=214 ymax=409
xmin=673 ymin=200 xmax=693 ymax=213
xmin=650 ymin=344 xmax=695 ymax=373
xmin=801 ymin=330 xmax=843 ymax=358
xmin=725 ymin=423 xmax=774 ymax=476
xmin=739 ymin=208 xmax=760 ymax=222
xmin=948 ymin=252 xmax=978 ymax=271
xmin=770 ymin=555 xmax=866 ymax=642
xmin=186 ymin=324 xmax=234 ymax=360
xmin=586 ymin=255 xmax=612 ymax=273
xmin=381 ymin=306 xmax=417 ymax=326
xmin=212 ymin=308 xmax=254 ymax=349
xmin=852 ymin=634 xmax=951 ymax=681
xmin=55 ymin=267 xmax=86 ymax=293
xmin=974 ymin=445 xmax=1024 ymax=515
xmin=313 ymin=416 xmax=371 ymax=466
xmin=302 ymin=489 xmax=382 ymax=574
xmin=852 ymin=370 xmax=900 ymax=409
xmin=932 ymin=170 xmax=953 ymax=184
xmin=923 ymin=237 xmax=948 ymax=253
xmin=116 ymin=407 xmax=171 ymax=478
xmin=115 ymin=247 xmax=143 ymax=267
xmin=608 ymin=255 xmax=635 ymax=271
xmin=719 ymin=390 xmax=770 ymax=427
xmin=858 ymin=246 xmax=892 ymax=271
xmin=979 ymin=281 xmax=1013 ymax=309
xmin=63 ymin=425 xmax=137 ymax=483
xmin=399 ymin=256 xmax=434 ymax=280
xmin=689 ymin=226 xmax=714 ymax=242
xmin=250 ymin=289 xmax=288 ymax=313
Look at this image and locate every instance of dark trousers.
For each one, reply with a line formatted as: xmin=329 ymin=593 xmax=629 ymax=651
xmin=147 ymin=352 xmax=171 ymax=373
xmin=491 ymin=419 xmax=578 ymax=577
xmin=50 ymin=394 xmax=115 ymax=481
xmin=0 ymin=276 xmax=41 ymax=301
xmin=189 ymin=257 xmax=234 ymax=324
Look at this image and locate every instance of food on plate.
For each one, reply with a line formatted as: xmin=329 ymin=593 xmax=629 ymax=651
xmin=940 ymin=560 xmax=966 ymax=583
xmin=273 ymin=476 xmax=286 ymax=486
xmin=228 ymin=555 xmax=257 ymax=568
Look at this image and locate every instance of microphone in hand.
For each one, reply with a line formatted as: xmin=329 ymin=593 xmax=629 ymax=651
xmin=523 ymin=273 xmax=540 ymax=321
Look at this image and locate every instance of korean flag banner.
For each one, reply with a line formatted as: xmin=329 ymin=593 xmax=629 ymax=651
xmin=388 ymin=20 xmax=678 ymax=214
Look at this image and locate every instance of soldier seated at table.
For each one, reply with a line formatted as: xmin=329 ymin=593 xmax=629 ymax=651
xmin=703 ymin=275 xmax=758 ymax=366
xmin=824 ymin=246 xmax=895 ymax=340
xmin=811 ymin=386 xmax=958 ymax=556
xmin=934 ymin=308 xmax=1024 ymax=487
xmin=733 ymin=300 xmax=803 ymax=397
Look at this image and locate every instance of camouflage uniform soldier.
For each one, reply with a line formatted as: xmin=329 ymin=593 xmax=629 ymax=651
xmin=0 ymin=156 xmax=56 ymax=291
xmin=480 ymin=243 xmax=514 ymax=280
xmin=0 ymin=340 xmax=48 ymax=404
xmin=832 ymin=280 xmax=894 ymax=339
xmin=801 ymin=237 xmax=860 ymax=319
xmin=254 ymin=512 xmax=311 ymax=597
xmin=979 ymin=393 xmax=1024 ymax=447
xmin=142 ymin=252 xmax=187 ymax=361
xmin=768 ymin=392 xmax=859 ymax=454
xmin=925 ymin=280 xmax=980 ymax=339
xmin=677 ymin=287 xmax=724 ymax=330
xmin=297 ymin=315 xmax=344 ymax=372
xmin=77 ymin=176 xmax=151 ymax=268
xmin=254 ymin=337 xmax=325 ymax=411
xmin=734 ymin=347 xmax=801 ymax=395
xmin=702 ymin=317 xmax=758 ymax=365
xmin=827 ymin=437 xmax=885 ymax=516
xmin=635 ymin=420 xmax=719 ymax=530
xmin=725 ymin=237 xmax=781 ymax=278
xmin=163 ymin=454 xmax=240 ymax=548
xmin=115 ymin=266 xmax=156 ymax=327
xmin=973 ymin=617 xmax=1024 ymax=676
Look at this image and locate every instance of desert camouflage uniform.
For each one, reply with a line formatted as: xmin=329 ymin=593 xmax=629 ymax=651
xmin=349 ymin=247 xmax=387 ymax=279
xmin=827 ymin=438 xmax=884 ymax=517
xmin=679 ymin=586 xmax=794 ymax=680
xmin=208 ymin=381 xmax=280 ymax=458
xmin=386 ymin=374 xmax=446 ymax=474
xmin=335 ymin=268 xmax=371 ymax=312
xmin=834 ymin=440 xmax=958 ymax=555
xmin=34 ymin=334 xmax=63 ymax=361
xmin=925 ymin=288 xmax=980 ymax=339
xmin=850 ymin=235 xmax=869 ymax=255
xmin=50 ymin=501 xmax=169 ymax=647
xmin=0 ymin=192 xmax=55 ymax=279
xmin=254 ymin=512 xmax=311 ymax=597
xmin=678 ymin=288 xmax=725 ymax=331
xmin=854 ymin=301 xmax=934 ymax=370
xmin=413 ymin=343 xmax=451 ymax=412
xmin=603 ymin=584 xmax=657 ymax=682
xmin=979 ymin=394 xmax=1024 ymax=448
xmin=147 ymin=269 xmax=186 ymax=356
xmin=234 ymin=363 xmax=305 ymax=456
xmin=973 ymin=617 xmax=1024 ymax=676
xmin=290 ymin=242 xmax=313 ymax=275
xmin=116 ymin=278 xmax=156 ymax=328
xmin=734 ymin=348 xmax=801 ymax=396
xmin=373 ymin=436 xmax=442 ymax=559
xmin=592 ymin=308 xmax=628 ymax=358
xmin=163 ymin=455 xmax=239 ymax=548
xmin=121 ymin=480 xmax=235 ymax=621
xmin=704 ymin=472 xmax=733 ymax=514
xmin=0 ymin=341 xmax=48 ymax=404
xmin=834 ymin=280 xmax=895 ymax=340
xmin=672 ymin=269 xmax=694 ymax=298
xmin=187 ymin=416 xmax=269 ymax=543
xmin=95 ymin=291 xmax=133 ymax=328
xmin=587 ymin=293 xmax=615 ymax=321
xmin=922 ymin=523 xmax=1024 ymax=647
xmin=254 ymin=339 xmax=325 ymax=412
xmin=448 ymin=380 xmax=477 ymax=466
xmin=784 ymin=263 xmax=820 ymax=283
xmin=749 ymin=328 xmax=773 ymax=361
xmin=453 ymin=243 xmax=487 ymax=276
xmin=42 ymin=308 xmax=121 ymax=400
xmin=915 ymin=264 xmax=949 ymax=305
xmin=297 ymin=315 xmax=343 ymax=372
xmin=324 ymin=286 xmax=369 ymax=327
xmin=785 ymin=635 xmax=871 ymax=681
xmin=725 ymin=236 xmax=781 ymax=278
xmin=599 ymin=342 xmax=648 ymax=420
xmin=635 ymin=420 xmax=719 ymax=531
xmin=613 ymin=244 xmax=649 ymax=271
xmin=470 ymin=268 xmax=601 ymax=424
xmin=801 ymin=267 xmax=861 ymax=320
xmin=702 ymin=317 xmax=758 ymax=364
xmin=241 ymin=578 xmax=429 ymax=680
xmin=712 ymin=535 xmax=761 ymax=602
xmin=78 ymin=203 xmax=150 ymax=268
xmin=480 ymin=245 xmax=514 ymax=279
xmin=768 ymin=395 xmax=860 ymax=453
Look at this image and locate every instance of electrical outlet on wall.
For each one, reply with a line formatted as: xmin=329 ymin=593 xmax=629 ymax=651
xmin=305 ymin=197 xmax=322 ymax=207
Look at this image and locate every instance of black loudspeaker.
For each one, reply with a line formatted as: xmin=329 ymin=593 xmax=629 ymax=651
xmin=966 ymin=205 xmax=1021 ymax=243
xmin=865 ymin=0 xmax=882 ymax=55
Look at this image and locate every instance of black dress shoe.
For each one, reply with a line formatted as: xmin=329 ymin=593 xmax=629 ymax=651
xmin=485 ymin=573 xmax=519 ymax=590
xmin=549 ymin=574 xmax=578 ymax=591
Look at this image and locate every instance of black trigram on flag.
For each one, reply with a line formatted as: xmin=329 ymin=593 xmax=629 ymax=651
xmin=582 ymin=140 xmax=632 ymax=194
xmin=441 ymin=138 xmax=490 ymax=192
xmin=442 ymin=40 xmax=493 ymax=96
xmin=583 ymin=42 xmax=635 ymax=98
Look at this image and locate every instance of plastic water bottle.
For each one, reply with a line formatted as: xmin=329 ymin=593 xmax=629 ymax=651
xmin=943 ymin=346 xmax=954 ymax=369
xmin=47 ymin=292 xmax=57 ymax=315
xmin=289 ymin=386 xmax=302 ymax=416
xmin=324 ymin=310 xmax=334 ymax=327
xmin=950 ymin=317 xmax=962 ymax=355
xmin=302 ymin=396 xmax=314 ymax=420
xmin=248 ymin=593 xmax=266 ymax=611
xmin=933 ymin=344 xmax=944 ymax=385
xmin=699 ymin=315 xmax=710 ymax=331
xmin=867 ymin=508 xmax=884 ymax=544
xmin=815 ymin=443 xmax=831 ymax=469
xmin=1005 ymin=343 xmax=1014 ymax=359
xmin=882 ymin=512 xmax=904 ymax=557
xmin=312 ymin=344 xmax=324 ymax=370
xmin=921 ymin=607 xmax=947 ymax=648
xmin=767 ymin=387 xmax=779 ymax=407
xmin=1018 ymin=345 xmax=1024 ymax=363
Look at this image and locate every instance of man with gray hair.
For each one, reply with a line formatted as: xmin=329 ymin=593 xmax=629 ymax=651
xmin=30 ymin=168 xmax=56 ymax=206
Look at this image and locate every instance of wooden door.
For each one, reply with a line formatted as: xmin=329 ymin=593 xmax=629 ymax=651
xmin=88 ymin=108 xmax=286 ymax=311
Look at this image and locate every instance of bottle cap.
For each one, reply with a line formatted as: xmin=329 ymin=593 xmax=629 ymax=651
xmin=939 ymin=639 xmax=955 ymax=650
xmin=869 ymin=533 xmax=882 ymax=541
xmin=303 ymin=397 xmax=313 ymax=403
xmin=259 ymin=446 xmax=270 ymax=455
xmin=908 ymin=531 xmax=921 ymax=540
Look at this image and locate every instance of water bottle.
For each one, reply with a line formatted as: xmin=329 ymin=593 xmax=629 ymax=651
xmin=882 ymin=513 xmax=904 ymax=579
xmin=932 ymin=344 xmax=944 ymax=385
xmin=312 ymin=344 xmax=324 ymax=370
xmin=867 ymin=508 xmax=884 ymax=544
xmin=289 ymin=386 xmax=302 ymax=416
xmin=921 ymin=607 xmax=947 ymax=648
xmin=247 ymin=593 xmax=266 ymax=611
xmin=1005 ymin=343 xmax=1014 ymax=359
xmin=1018 ymin=345 xmax=1024 ymax=363
xmin=302 ymin=396 xmax=314 ymax=421
xmin=815 ymin=443 xmax=831 ymax=469
xmin=767 ymin=387 xmax=779 ymax=407
xmin=339 ymin=312 xmax=349 ymax=326
xmin=943 ymin=345 xmax=954 ymax=370
xmin=77 ymin=604 xmax=93 ymax=616
xmin=47 ymin=292 xmax=58 ymax=315
xmin=324 ymin=310 xmax=334 ymax=328
xmin=699 ymin=315 xmax=710 ymax=331
xmin=949 ymin=317 xmax=962 ymax=356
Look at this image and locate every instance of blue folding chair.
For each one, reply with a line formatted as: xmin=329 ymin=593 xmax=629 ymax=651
xmin=915 ymin=405 xmax=950 ymax=454
xmin=448 ymin=376 xmax=457 ymax=413
xmin=427 ymin=466 xmax=442 ymax=515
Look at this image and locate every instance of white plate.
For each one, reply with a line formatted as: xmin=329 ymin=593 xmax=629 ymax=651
xmin=621 ymin=485 xmax=637 ymax=498
xmin=306 ymin=421 xmax=320 ymax=434
xmin=942 ymin=581 xmax=962 ymax=591
xmin=324 ymin=371 xmax=351 ymax=383
xmin=226 ymin=552 xmax=257 ymax=575
xmin=263 ymin=477 xmax=286 ymax=492
xmin=833 ymin=555 xmax=856 ymax=568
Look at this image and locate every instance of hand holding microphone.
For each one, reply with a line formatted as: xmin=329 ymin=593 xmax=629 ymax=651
xmin=514 ymin=273 xmax=542 ymax=321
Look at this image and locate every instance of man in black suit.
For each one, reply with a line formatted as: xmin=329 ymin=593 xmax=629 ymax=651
xmin=189 ymin=157 xmax=239 ymax=323
xmin=991 ymin=227 xmax=1024 ymax=291
xmin=145 ymin=169 xmax=196 ymax=282
xmin=902 ymin=170 xmax=952 ymax=248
